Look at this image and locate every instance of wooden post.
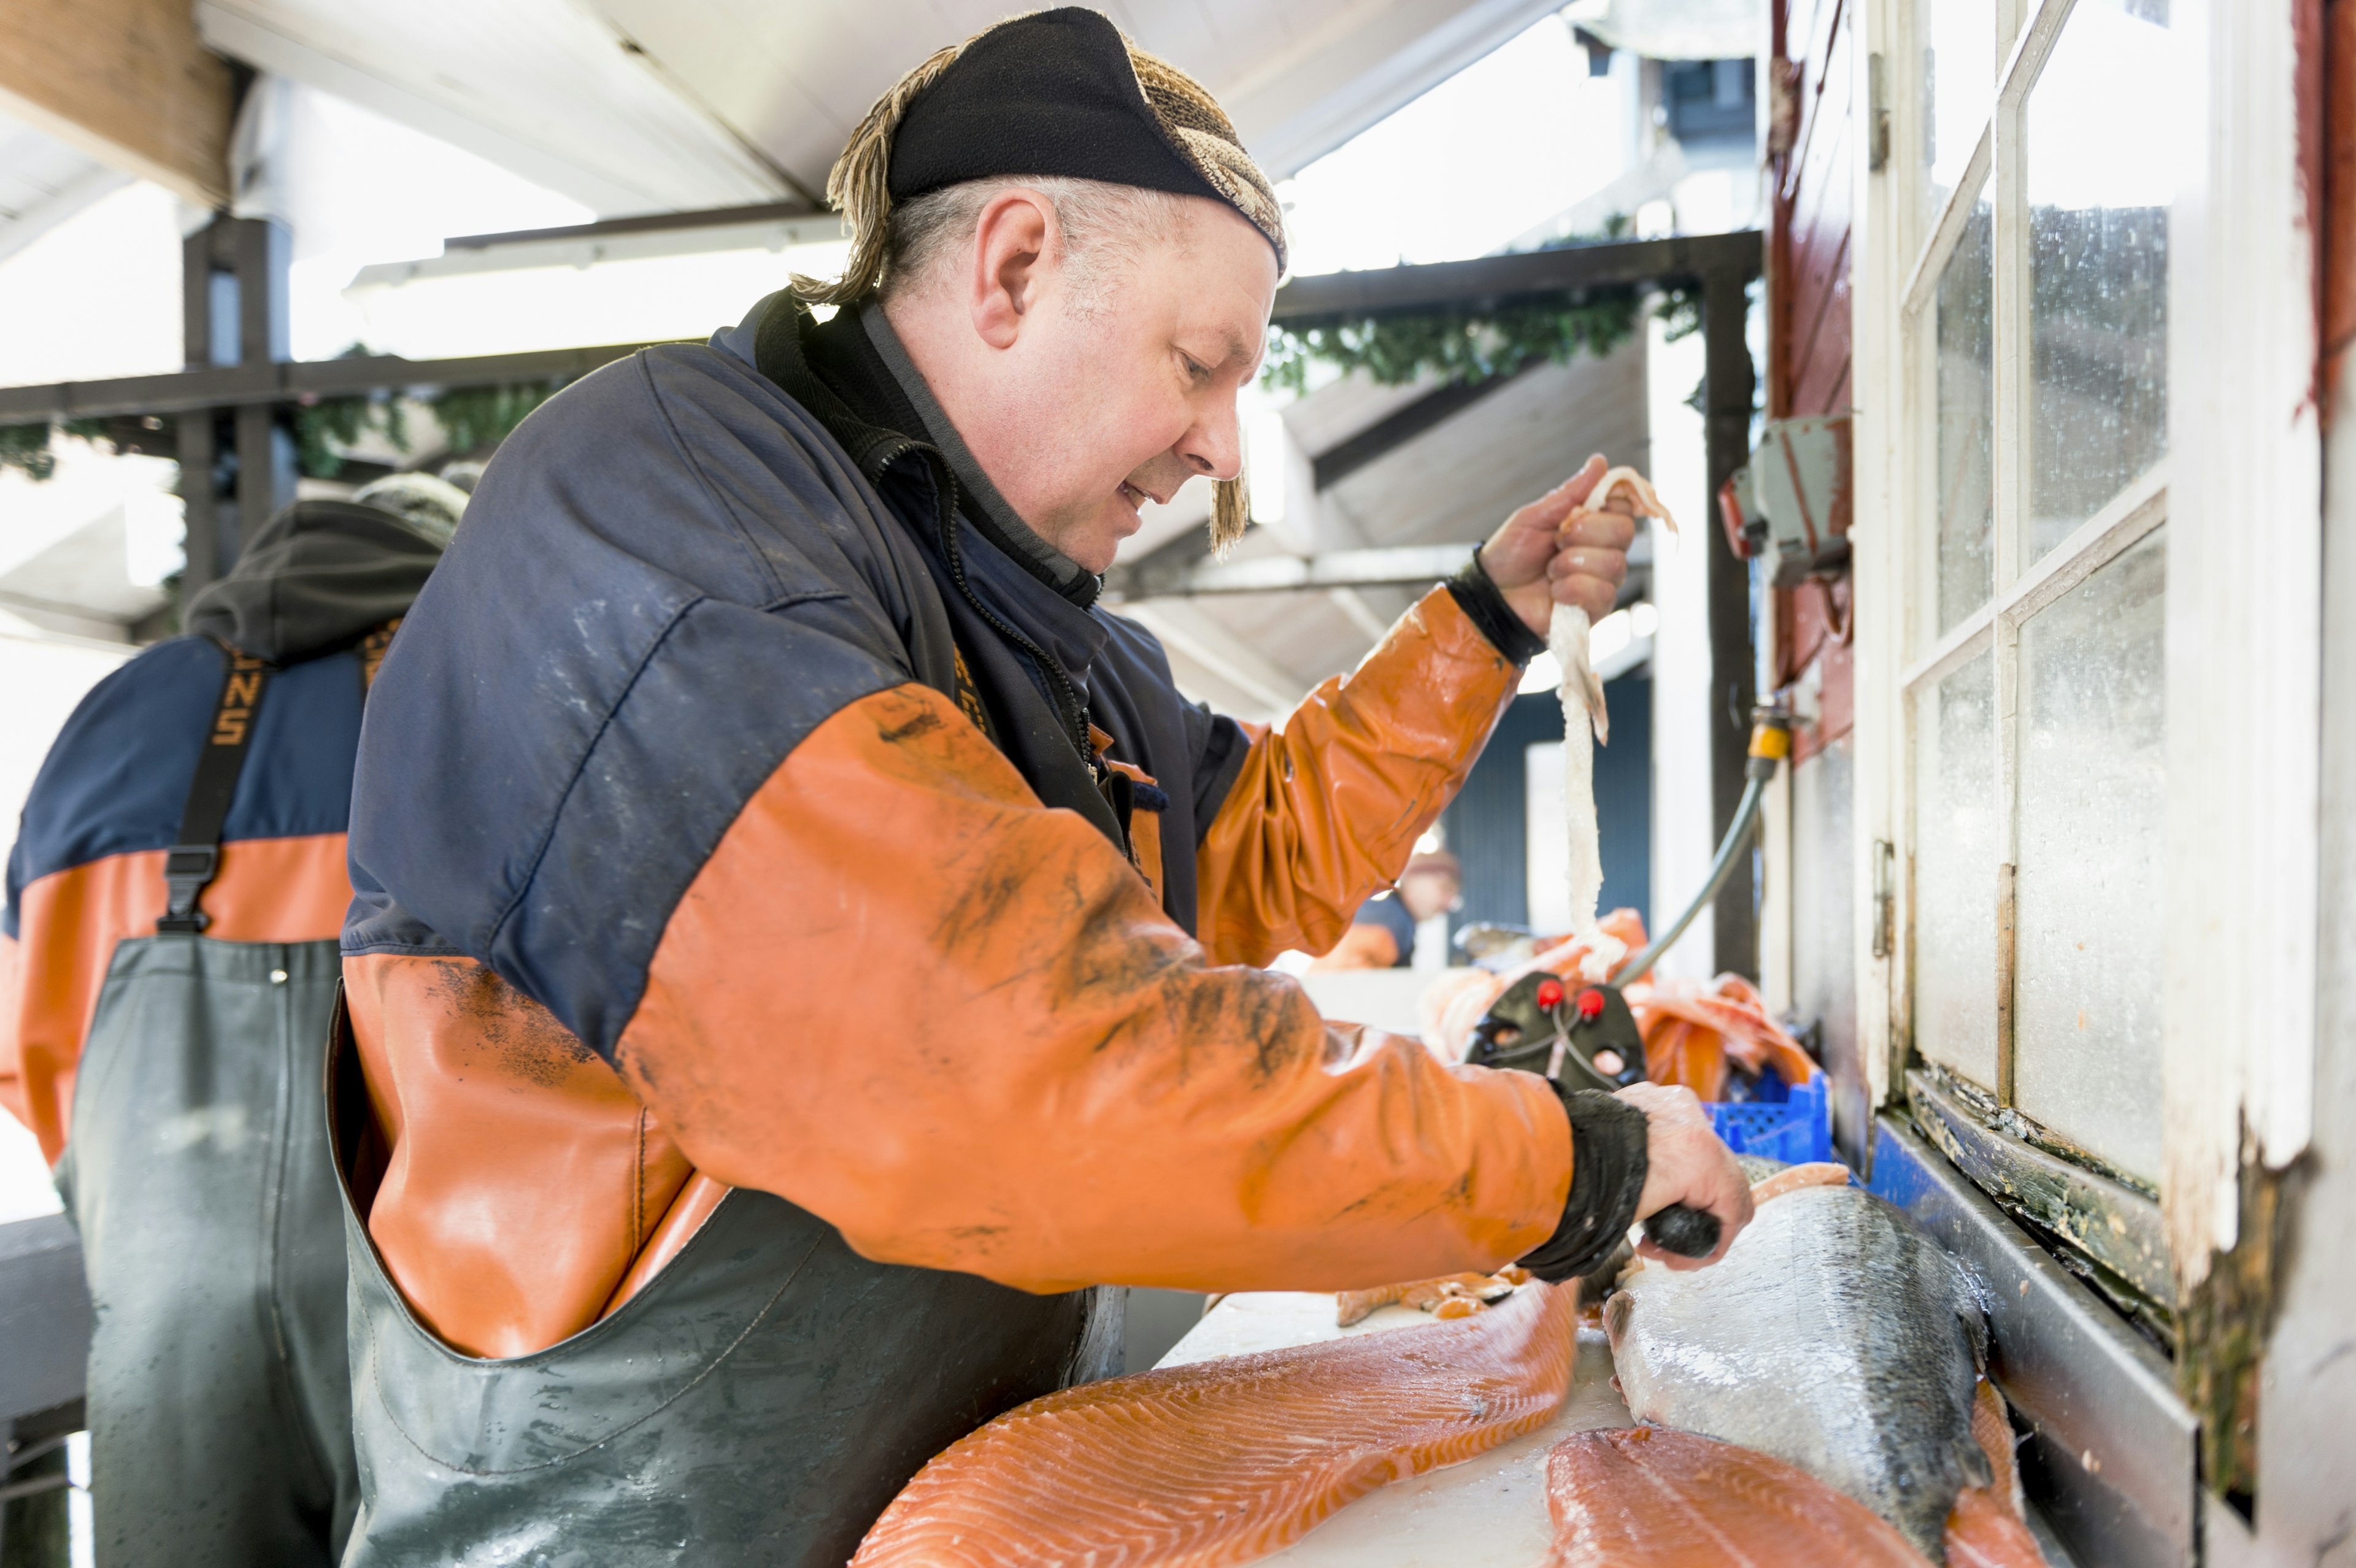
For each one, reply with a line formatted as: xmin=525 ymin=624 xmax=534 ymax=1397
xmin=179 ymin=224 xmax=225 ymax=615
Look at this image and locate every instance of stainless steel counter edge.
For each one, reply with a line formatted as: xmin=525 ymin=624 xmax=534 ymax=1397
xmin=1868 ymin=1116 xmax=2195 ymax=1568
xmin=0 ymin=1214 xmax=91 ymax=1426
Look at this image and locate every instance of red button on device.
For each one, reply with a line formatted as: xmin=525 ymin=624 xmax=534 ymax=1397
xmin=1534 ymin=980 xmax=1564 ymax=1010
xmin=1576 ymin=988 xmax=1607 ymax=1021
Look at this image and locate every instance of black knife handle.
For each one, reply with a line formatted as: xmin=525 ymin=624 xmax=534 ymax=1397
xmin=1642 ymin=1204 xmax=1722 ymax=1258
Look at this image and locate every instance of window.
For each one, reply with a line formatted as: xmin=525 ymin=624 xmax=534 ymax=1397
xmin=1897 ymin=0 xmax=2174 ymax=1191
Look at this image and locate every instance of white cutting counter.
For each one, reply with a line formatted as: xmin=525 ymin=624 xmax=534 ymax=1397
xmin=1151 ymin=1291 xmax=1630 ymax=1567
xmin=1155 ymin=1291 xmax=2084 ymax=1568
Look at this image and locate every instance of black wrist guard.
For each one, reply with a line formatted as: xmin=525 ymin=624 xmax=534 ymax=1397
xmin=1446 ymin=547 xmax=1549 ymax=665
xmin=1517 ymin=1086 xmax=1650 ymax=1283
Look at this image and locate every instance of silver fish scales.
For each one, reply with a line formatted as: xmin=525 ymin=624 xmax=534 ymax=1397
xmin=1602 ymin=1180 xmax=1993 ymax=1561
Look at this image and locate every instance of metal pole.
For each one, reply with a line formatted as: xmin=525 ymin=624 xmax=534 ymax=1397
xmin=228 ymin=217 xmax=291 ymax=571
xmin=177 ymin=221 xmax=225 ymax=615
xmin=1701 ymin=262 xmax=1759 ymax=978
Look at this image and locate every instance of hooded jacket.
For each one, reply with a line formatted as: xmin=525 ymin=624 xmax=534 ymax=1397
xmin=0 ymin=500 xmax=443 ymax=1158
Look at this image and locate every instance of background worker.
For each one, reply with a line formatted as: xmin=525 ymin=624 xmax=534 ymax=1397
xmin=329 ymin=12 xmax=1752 ymax=1564
xmin=1313 ymin=849 xmax=1465 ymax=970
xmin=0 ymin=488 xmax=453 ymax=1567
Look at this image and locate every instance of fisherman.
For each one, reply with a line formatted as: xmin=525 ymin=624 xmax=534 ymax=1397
xmin=1314 ymin=848 xmax=1465 ymax=970
xmin=0 ymin=485 xmax=456 ymax=1567
xmin=330 ymin=11 xmax=1754 ymax=1562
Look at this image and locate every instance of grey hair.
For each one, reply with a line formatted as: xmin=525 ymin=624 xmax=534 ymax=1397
xmin=872 ymin=175 xmax=1250 ymax=550
xmin=878 ymin=175 xmax=1190 ymax=315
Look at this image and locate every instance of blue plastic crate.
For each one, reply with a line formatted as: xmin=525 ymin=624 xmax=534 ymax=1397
xmin=1709 ymin=1075 xmax=1832 ymax=1165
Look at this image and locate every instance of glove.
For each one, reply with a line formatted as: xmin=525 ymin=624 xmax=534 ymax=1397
xmin=1516 ymin=1085 xmax=1649 ymax=1283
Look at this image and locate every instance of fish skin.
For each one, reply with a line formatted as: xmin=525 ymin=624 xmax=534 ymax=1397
xmin=1545 ymin=1426 xmax=1933 ymax=1567
xmin=850 ymin=1280 xmax=1576 ymax=1568
xmin=1604 ymin=1182 xmax=1992 ymax=1560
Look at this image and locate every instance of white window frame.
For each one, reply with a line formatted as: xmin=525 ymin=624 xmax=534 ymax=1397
xmin=1846 ymin=0 xmax=2319 ymax=1280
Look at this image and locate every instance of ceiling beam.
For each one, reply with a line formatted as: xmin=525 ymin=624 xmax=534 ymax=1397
xmin=442 ymin=201 xmax=824 ymax=253
xmin=0 ymin=0 xmax=236 ymax=208
xmin=1111 ymin=544 xmax=1473 ymax=601
xmin=1270 ymin=231 xmax=1762 ymax=321
xmin=1111 ymin=539 xmax=1654 ymax=605
xmin=1112 ymin=601 xmax=1304 ymax=716
xmin=0 ymin=342 xmax=662 ymax=424
xmin=1310 ymin=363 xmax=1539 ymax=491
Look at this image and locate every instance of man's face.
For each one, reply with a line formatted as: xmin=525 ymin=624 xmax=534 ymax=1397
xmin=969 ymin=198 xmax=1280 ymax=574
xmin=1399 ymin=870 xmax=1460 ymax=923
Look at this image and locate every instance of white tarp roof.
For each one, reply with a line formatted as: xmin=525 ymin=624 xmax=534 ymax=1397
xmin=1559 ymin=0 xmax=1764 ymax=61
xmin=192 ymin=0 xmax=1575 ymax=216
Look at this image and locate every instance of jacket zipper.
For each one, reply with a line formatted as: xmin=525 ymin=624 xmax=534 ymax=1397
xmin=871 ymin=436 xmax=1101 ymax=776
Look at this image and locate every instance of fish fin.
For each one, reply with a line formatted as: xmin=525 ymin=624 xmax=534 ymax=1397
xmin=1601 ymin=1289 xmax=1634 ymax=1348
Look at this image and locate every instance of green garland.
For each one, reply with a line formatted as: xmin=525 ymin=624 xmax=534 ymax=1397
xmin=1261 ymin=290 xmax=1646 ymax=394
xmin=426 ymin=382 xmax=559 ymax=458
xmin=1263 ymin=282 xmax=1700 ymax=394
xmin=1261 ymin=220 xmax=1700 ymax=395
xmin=0 ymin=421 xmax=56 ymax=480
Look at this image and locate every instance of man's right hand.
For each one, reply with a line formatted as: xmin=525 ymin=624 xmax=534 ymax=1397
xmin=1617 ymin=1082 xmax=1754 ymax=1270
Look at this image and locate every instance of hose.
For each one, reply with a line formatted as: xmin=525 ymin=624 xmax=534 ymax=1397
xmin=1610 ymin=707 xmax=1790 ymax=985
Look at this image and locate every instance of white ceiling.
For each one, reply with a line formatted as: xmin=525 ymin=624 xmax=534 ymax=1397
xmin=194 ymin=0 xmax=1573 ymax=217
xmin=1114 ymin=334 xmax=1652 ymax=718
xmin=0 ymin=111 xmax=132 ymax=267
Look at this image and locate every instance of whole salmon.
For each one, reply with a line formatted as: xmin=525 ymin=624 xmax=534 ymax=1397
xmin=1603 ymin=1178 xmax=1993 ymax=1560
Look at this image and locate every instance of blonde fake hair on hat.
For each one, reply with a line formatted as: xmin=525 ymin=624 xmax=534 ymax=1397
xmin=797 ymin=8 xmax=1284 ymax=553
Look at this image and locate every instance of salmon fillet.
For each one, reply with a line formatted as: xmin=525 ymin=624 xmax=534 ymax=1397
xmin=1749 ymin=1162 xmax=1852 ymax=1203
xmin=1544 ymin=1426 xmax=1933 ymax=1567
xmin=851 ymin=1280 xmax=1576 ymax=1568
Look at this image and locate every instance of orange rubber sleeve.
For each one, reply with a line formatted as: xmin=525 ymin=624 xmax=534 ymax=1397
xmin=615 ymin=680 xmax=1570 ymax=1296
xmin=1193 ymin=586 xmax=1522 ymax=969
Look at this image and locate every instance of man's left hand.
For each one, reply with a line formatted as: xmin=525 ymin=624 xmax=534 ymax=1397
xmin=1477 ymin=453 xmax=1639 ymax=636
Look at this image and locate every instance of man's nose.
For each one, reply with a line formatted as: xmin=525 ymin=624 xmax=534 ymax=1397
xmin=1179 ymin=401 xmax=1244 ymax=483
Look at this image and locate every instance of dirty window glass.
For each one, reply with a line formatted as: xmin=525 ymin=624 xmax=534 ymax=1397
xmin=2025 ymin=0 xmax=2173 ymax=561
xmin=2012 ymin=530 xmax=2167 ymax=1181
xmin=1913 ymin=650 xmax=1998 ymax=1088
xmin=1918 ymin=0 xmax=1995 ymax=234
xmin=1930 ymin=192 xmax=1995 ymax=645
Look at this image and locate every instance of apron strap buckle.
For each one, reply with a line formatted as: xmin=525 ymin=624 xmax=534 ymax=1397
xmin=158 ymin=845 xmax=220 ymax=933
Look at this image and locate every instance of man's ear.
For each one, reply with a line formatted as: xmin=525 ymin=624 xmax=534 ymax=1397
xmin=969 ymin=190 xmax=1057 ymax=350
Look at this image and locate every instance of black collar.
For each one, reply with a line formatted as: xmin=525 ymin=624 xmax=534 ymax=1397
xmin=750 ymin=291 xmax=1103 ymax=766
xmin=769 ymin=296 xmax=1103 ymax=611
